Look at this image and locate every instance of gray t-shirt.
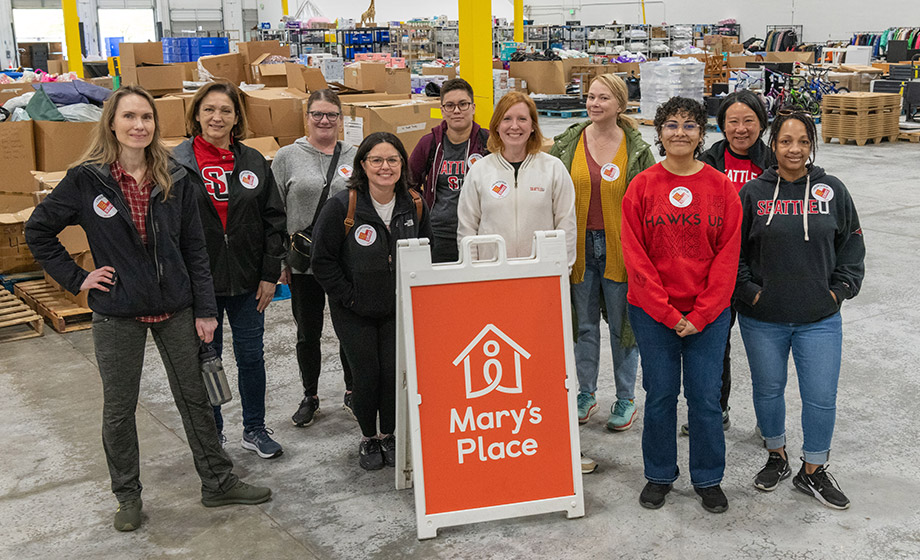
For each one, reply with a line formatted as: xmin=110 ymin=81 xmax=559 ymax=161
xmin=430 ymin=137 xmax=469 ymax=237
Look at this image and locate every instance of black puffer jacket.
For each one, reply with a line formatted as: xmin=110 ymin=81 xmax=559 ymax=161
xmin=173 ymin=138 xmax=287 ymax=297
xmin=311 ymin=188 xmax=432 ymax=318
xmin=699 ymin=138 xmax=776 ymax=173
xmin=25 ymin=162 xmax=217 ymax=318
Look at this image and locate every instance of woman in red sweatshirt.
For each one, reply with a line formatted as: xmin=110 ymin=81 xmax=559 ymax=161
xmin=621 ymin=97 xmax=742 ymax=514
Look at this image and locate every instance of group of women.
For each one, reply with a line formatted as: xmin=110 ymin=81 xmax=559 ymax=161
xmin=24 ymin=72 xmax=863 ymax=532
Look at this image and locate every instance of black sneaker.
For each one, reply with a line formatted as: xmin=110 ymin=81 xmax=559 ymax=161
xmin=359 ymin=438 xmax=384 ymax=471
xmin=292 ymin=396 xmax=320 ymax=427
xmin=754 ymin=450 xmax=791 ymax=491
xmin=241 ymin=426 xmax=283 ymax=459
xmin=793 ymin=463 xmax=850 ymax=510
xmin=639 ymin=482 xmax=672 ymax=509
xmin=343 ymin=391 xmax=357 ymax=421
xmin=379 ymin=434 xmax=396 ymax=467
xmin=695 ymin=484 xmax=729 ymax=513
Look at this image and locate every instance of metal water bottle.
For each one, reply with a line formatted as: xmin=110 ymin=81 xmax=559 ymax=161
xmin=199 ymin=343 xmax=232 ymax=406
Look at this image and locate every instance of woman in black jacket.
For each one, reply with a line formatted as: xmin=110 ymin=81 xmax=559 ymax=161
xmin=174 ymin=81 xmax=287 ymax=459
xmin=311 ymin=132 xmax=432 ymax=471
xmin=25 ymin=85 xmax=270 ymax=533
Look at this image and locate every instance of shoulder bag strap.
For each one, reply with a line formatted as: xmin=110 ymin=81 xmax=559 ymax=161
xmin=409 ymin=188 xmax=423 ymax=222
xmin=306 ymin=142 xmax=342 ymax=235
xmin=344 ymin=189 xmax=358 ymax=235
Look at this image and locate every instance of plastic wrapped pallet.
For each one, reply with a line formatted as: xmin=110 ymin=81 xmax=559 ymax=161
xmin=639 ymin=57 xmax=705 ymax=117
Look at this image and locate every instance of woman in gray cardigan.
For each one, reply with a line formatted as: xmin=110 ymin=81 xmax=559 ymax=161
xmin=272 ymin=89 xmax=357 ymax=428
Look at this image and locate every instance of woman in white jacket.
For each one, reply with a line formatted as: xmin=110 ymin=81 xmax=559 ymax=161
xmin=457 ymin=92 xmax=576 ymax=267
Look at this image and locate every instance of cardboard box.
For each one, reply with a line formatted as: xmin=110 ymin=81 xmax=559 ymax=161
xmin=509 ymin=60 xmax=567 ymax=94
xmin=33 ymin=121 xmax=97 ymax=172
xmin=237 ymin=41 xmax=291 ymax=83
xmin=241 ymin=137 xmax=281 ymax=160
xmin=340 ymin=99 xmax=440 ymax=154
xmin=251 ymin=53 xmax=292 ymax=87
xmin=44 ymin=250 xmax=93 ymax=307
xmin=0 ymin=193 xmax=34 ymax=213
xmin=384 ymin=67 xmax=411 ymax=95
xmin=198 ymin=53 xmax=245 ymax=86
xmin=344 ymin=62 xmax=388 ymax=92
xmin=766 ymin=52 xmax=814 ymax=64
xmin=276 ymin=136 xmax=300 ymax=147
xmin=136 ymin=65 xmax=184 ymax=96
xmin=119 ymin=42 xmax=184 ymax=95
xmin=728 ymin=55 xmax=757 ymax=68
xmin=285 ymin=63 xmax=328 ymax=93
xmin=0 ymin=122 xmax=38 ymax=193
xmin=173 ymin=61 xmax=199 ymax=82
xmin=243 ymin=88 xmax=308 ymax=138
xmin=154 ymin=97 xmax=188 ymax=138
xmin=422 ymin=66 xmax=457 ymax=80
xmin=31 ymin=170 xmax=67 ymax=192
xmin=84 ymin=76 xmax=114 ymax=90
xmin=0 ymin=207 xmax=39 ymax=274
xmin=0 ymin=83 xmax=33 ymax=106
xmin=47 ymin=59 xmax=68 ymax=74
xmin=619 ymin=62 xmax=641 ymax=77
xmin=161 ymin=137 xmax=187 ymax=150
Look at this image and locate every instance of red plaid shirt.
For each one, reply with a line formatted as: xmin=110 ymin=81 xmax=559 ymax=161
xmin=110 ymin=161 xmax=172 ymax=324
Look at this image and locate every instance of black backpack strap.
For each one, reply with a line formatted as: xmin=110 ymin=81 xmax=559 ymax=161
xmin=306 ymin=142 xmax=342 ymax=235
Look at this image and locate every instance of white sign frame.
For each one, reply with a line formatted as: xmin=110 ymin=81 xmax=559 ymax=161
xmin=395 ymin=232 xmax=585 ymax=540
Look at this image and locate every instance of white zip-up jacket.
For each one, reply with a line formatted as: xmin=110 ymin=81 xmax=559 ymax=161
xmin=457 ymin=151 xmax=576 ymax=267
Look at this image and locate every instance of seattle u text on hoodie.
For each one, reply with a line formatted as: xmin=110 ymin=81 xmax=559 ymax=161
xmin=735 ymin=165 xmax=865 ymax=324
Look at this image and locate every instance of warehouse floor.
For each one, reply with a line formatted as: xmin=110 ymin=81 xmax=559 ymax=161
xmin=2 ymin=118 xmax=919 ymax=560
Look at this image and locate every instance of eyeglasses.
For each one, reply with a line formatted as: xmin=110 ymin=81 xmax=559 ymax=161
xmin=441 ymin=101 xmax=472 ymax=113
xmin=308 ymin=111 xmax=340 ymax=122
xmin=662 ymin=122 xmax=701 ymax=132
xmin=365 ymin=156 xmax=402 ymax=168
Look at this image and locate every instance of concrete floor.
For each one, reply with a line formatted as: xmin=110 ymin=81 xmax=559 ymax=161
xmin=2 ymin=117 xmax=919 ymax=560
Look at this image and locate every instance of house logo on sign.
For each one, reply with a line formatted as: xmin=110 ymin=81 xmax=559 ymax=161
xmin=452 ymin=324 xmax=530 ymax=399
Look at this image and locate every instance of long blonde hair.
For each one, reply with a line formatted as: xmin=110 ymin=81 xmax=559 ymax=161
xmin=78 ymin=85 xmax=174 ymax=198
xmin=591 ymin=74 xmax=638 ymax=131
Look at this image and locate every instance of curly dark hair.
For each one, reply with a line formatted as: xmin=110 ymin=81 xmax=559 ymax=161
xmin=349 ymin=132 xmax=410 ymax=195
xmin=653 ymin=96 xmax=708 ymax=157
xmin=716 ymin=90 xmax=769 ymax=137
xmin=769 ymin=109 xmax=818 ymax=164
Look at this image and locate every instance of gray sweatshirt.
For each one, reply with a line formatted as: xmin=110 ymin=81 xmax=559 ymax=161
xmin=272 ymin=137 xmax=357 ymax=273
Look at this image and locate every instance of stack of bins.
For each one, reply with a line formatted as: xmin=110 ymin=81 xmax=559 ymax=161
xmin=198 ymin=37 xmax=230 ymax=58
xmin=104 ymin=37 xmax=123 ymax=58
xmin=639 ymin=57 xmax=705 ymax=117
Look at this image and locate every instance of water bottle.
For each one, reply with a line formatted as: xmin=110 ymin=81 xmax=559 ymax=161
xmin=199 ymin=343 xmax=232 ymax=406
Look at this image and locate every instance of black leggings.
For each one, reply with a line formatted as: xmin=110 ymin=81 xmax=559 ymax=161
xmin=329 ymin=302 xmax=396 ymax=438
xmin=289 ymin=273 xmax=353 ymax=396
xmin=720 ymin=308 xmax=737 ymax=412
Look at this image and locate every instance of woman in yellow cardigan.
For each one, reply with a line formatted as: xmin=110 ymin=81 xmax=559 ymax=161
xmin=551 ymin=74 xmax=655 ymax=432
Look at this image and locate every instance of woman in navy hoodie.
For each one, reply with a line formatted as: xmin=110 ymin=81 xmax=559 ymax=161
xmin=736 ymin=111 xmax=865 ymax=510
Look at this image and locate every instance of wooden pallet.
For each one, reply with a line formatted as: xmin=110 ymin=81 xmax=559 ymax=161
xmin=822 ymin=134 xmax=898 ymax=146
xmin=538 ymin=109 xmax=588 ymax=118
xmin=624 ymin=102 xmax=640 ymax=113
xmin=897 ymin=131 xmax=920 ymax=143
xmin=822 ymin=92 xmax=902 ymax=112
xmin=0 ymin=286 xmax=44 ymax=343
xmin=13 ymin=280 xmax=92 ymax=333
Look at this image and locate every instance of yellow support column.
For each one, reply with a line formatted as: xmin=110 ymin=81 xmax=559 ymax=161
xmin=282 ymin=0 xmax=289 ymax=16
xmin=459 ymin=0 xmax=494 ymax=127
xmin=62 ymin=0 xmax=83 ymax=78
xmin=514 ymin=0 xmax=523 ymax=42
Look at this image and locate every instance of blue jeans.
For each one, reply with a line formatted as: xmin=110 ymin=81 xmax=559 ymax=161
xmin=572 ymin=230 xmax=639 ymax=399
xmin=738 ymin=312 xmax=842 ymax=465
xmin=212 ymin=292 xmax=267 ymax=433
xmin=629 ymin=304 xmax=730 ymax=487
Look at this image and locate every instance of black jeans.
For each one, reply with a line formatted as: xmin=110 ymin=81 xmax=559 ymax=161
xmin=92 ymin=307 xmax=237 ymax=502
xmin=329 ymin=301 xmax=396 ymax=438
xmin=289 ymin=273 xmax=353 ymax=396
xmin=431 ymin=233 xmax=459 ymax=264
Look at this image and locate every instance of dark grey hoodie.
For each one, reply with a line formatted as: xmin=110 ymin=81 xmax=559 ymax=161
xmin=735 ymin=164 xmax=865 ymax=324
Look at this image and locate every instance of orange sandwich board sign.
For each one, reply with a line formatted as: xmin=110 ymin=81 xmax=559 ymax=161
xmin=395 ymin=232 xmax=585 ymax=539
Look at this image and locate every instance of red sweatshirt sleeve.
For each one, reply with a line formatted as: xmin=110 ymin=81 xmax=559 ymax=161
xmin=684 ymin=174 xmax=742 ymax=331
xmin=621 ymin=171 xmax=685 ymax=329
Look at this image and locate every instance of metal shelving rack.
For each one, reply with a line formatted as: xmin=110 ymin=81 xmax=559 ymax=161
xmin=390 ymin=23 xmax=435 ymax=63
xmin=585 ymin=24 xmax=624 ymax=55
xmin=337 ymin=27 xmax=391 ymax=61
xmin=434 ymin=24 xmax=459 ymax=60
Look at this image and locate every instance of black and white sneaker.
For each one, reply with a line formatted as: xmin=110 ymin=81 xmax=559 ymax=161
xmin=343 ymin=391 xmax=357 ymax=421
xmin=793 ymin=463 xmax=850 ymax=510
xmin=241 ymin=427 xmax=283 ymax=459
xmin=359 ymin=438 xmax=384 ymax=471
xmin=754 ymin=450 xmax=791 ymax=491
xmin=292 ymin=396 xmax=320 ymax=427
